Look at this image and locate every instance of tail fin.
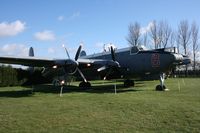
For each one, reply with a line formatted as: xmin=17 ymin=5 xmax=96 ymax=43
xmin=28 ymin=47 xmax=34 ymax=73
xmin=80 ymin=50 xmax=86 ymax=57
xmin=29 ymin=47 xmax=34 ymax=57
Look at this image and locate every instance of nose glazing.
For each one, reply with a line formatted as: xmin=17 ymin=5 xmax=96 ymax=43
xmin=172 ymin=53 xmax=183 ymax=64
xmin=172 ymin=53 xmax=191 ymax=65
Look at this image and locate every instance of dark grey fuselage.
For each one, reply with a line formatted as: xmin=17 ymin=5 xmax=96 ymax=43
xmin=81 ymin=47 xmax=180 ymax=79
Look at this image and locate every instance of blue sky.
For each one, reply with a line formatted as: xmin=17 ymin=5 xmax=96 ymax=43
xmin=0 ymin=0 xmax=199 ymax=58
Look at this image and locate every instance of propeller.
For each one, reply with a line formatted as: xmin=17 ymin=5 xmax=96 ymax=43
xmin=74 ymin=45 xmax=88 ymax=83
xmin=62 ymin=44 xmax=70 ymax=59
xmin=110 ymin=46 xmax=116 ymax=61
xmin=97 ymin=66 xmax=108 ymax=72
xmin=75 ymin=45 xmax=82 ymax=61
xmin=110 ymin=46 xmax=120 ymax=68
xmin=62 ymin=44 xmax=87 ymax=82
xmin=98 ymin=46 xmax=120 ymax=80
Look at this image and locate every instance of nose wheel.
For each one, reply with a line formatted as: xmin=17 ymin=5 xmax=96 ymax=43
xmin=156 ymin=84 xmax=166 ymax=91
xmin=124 ymin=79 xmax=135 ymax=87
xmin=79 ymin=81 xmax=91 ymax=88
xmin=156 ymin=73 xmax=167 ymax=91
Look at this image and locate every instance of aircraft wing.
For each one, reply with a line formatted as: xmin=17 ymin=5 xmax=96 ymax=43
xmin=77 ymin=58 xmax=120 ymax=71
xmin=0 ymin=56 xmax=119 ymax=69
xmin=77 ymin=58 xmax=122 ymax=80
xmin=0 ymin=56 xmax=61 ymax=67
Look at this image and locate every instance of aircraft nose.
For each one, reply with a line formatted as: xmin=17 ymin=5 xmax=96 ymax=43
xmin=172 ymin=53 xmax=191 ymax=65
xmin=182 ymin=55 xmax=191 ymax=65
xmin=172 ymin=53 xmax=184 ymax=65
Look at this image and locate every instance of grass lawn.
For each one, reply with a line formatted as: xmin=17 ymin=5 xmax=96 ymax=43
xmin=0 ymin=78 xmax=200 ymax=133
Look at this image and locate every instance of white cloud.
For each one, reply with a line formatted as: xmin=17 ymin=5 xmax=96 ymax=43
xmin=34 ymin=30 xmax=56 ymax=41
xmin=0 ymin=44 xmax=29 ymax=56
xmin=140 ymin=22 xmax=154 ymax=35
xmin=58 ymin=16 xmax=64 ymax=21
xmin=57 ymin=12 xmax=80 ymax=22
xmin=0 ymin=20 xmax=26 ymax=37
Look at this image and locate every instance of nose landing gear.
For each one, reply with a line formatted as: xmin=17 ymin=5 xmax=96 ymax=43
xmin=156 ymin=73 xmax=168 ymax=91
xmin=79 ymin=81 xmax=91 ymax=88
xmin=124 ymin=79 xmax=135 ymax=88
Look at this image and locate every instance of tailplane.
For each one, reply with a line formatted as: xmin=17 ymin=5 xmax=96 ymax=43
xmin=28 ymin=47 xmax=34 ymax=73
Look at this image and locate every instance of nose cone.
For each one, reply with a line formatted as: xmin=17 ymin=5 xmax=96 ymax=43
xmin=172 ymin=53 xmax=191 ymax=65
xmin=173 ymin=53 xmax=183 ymax=63
xmin=182 ymin=55 xmax=191 ymax=65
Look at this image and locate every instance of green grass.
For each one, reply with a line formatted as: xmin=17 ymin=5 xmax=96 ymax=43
xmin=0 ymin=78 xmax=200 ymax=133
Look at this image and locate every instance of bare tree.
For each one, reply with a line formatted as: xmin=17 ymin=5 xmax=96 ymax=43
xmin=178 ymin=20 xmax=191 ymax=76
xmin=176 ymin=32 xmax=181 ymax=53
xmin=178 ymin=20 xmax=191 ymax=55
xmin=191 ymin=21 xmax=199 ymax=71
xmin=160 ymin=21 xmax=172 ymax=48
xmin=157 ymin=21 xmax=164 ymax=48
xmin=127 ymin=22 xmax=141 ymax=46
xmin=143 ymin=32 xmax=148 ymax=47
xmin=170 ymin=31 xmax=176 ymax=47
xmin=149 ymin=20 xmax=172 ymax=49
xmin=149 ymin=20 xmax=159 ymax=49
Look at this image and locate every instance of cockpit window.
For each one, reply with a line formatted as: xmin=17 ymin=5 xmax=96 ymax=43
xmin=164 ymin=47 xmax=178 ymax=53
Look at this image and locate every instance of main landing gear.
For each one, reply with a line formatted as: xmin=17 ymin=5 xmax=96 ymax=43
xmin=124 ymin=79 xmax=135 ymax=87
xmin=79 ymin=81 xmax=91 ymax=88
xmin=156 ymin=73 xmax=167 ymax=91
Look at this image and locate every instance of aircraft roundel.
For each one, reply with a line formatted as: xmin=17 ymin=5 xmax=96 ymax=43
xmin=151 ymin=53 xmax=160 ymax=67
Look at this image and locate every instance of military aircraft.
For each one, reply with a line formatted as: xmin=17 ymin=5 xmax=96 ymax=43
xmin=78 ymin=45 xmax=190 ymax=90
xmin=0 ymin=45 xmax=190 ymax=91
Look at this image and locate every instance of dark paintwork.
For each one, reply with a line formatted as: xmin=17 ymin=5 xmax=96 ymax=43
xmin=0 ymin=46 xmax=190 ymax=82
xmin=80 ymin=46 xmax=188 ymax=79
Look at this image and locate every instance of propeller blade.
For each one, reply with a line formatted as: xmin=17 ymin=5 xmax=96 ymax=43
xmin=62 ymin=44 xmax=70 ymax=59
xmin=77 ymin=68 xmax=87 ymax=83
xmin=103 ymin=68 xmax=112 ymax=80
xmin=97 ymin=66 xmax=108 ymax=72
xmin=75 ymin=45 xmax=82 ymax=61
xmin=111 ymin=46 xmax=115 ymax=61
xmin=65 ymin=47 xmax=70 ymax=59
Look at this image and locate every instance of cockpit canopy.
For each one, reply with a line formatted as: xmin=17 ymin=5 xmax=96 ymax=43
xmin=130 ymin=45 xmax=148 ymax=54
xmin=162 ymin=47 xmax=178 ymax=53
xmin=130 ymin=45 xmax=178 ymax=54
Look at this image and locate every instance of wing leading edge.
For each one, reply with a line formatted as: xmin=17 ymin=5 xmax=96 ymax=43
xmin=0 ymin=56 xmax=56 ymax=67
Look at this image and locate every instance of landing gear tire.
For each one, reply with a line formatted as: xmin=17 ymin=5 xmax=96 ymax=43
xmin=79 ymin=81 xmax=91 ymax=88
xmin=156 ymin=85 xmax=166 ymax=91
xmin=156 ymin=73 xmax=167 ymax=91
xmin=124 ymin=80 xmax=135 ymax=88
